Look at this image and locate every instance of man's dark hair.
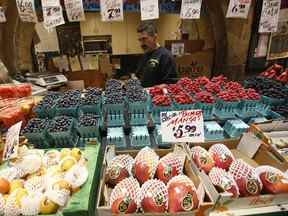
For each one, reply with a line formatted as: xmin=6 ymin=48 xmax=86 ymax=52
xmin=137 ymin=21 xmax=157 ymax=37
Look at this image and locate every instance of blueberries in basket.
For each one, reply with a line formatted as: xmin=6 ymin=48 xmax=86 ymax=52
xmin=81 ymin=88 xmax=102 ymax=105
xmin=79 ymin=113 xmax=98 ymax=127
xmin=104 ymin=79 xmax=125 ymax=104
xmin=47 ymin=116 xmax=74 ymax=133
xmin=33 ymin=92 xmax=63 ymax=111
xmin=126 ymin=79 xmax=147 ymax=103
xmin=22 ymin=118 xmax=49 ymax=134
xmin=57 ymin=90 xmax=81 ymax=108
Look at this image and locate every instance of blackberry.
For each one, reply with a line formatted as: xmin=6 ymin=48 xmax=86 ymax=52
xmin=78 ymin=113 xmax=98 ymax=127
xmin=47 ymin=116 xmax=74 ymax=132
xmin=22 ymin=118 xmax=49 ymax=134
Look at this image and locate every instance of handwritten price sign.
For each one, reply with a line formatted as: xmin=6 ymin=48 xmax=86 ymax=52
xmin=140 ymin=0 xmax=159 ymax=21
xmin=226 ymin=0 xmax=252 ymax=18
xmin=160 ymin=110 xmax=205 ymax=143
xmin=259 ymin=0 xmax=281 ymax=33
xmin=3 ymin=121 xmax=22 ymax=161
xmin=180 ymin=0 xmax=202 ymax=19
xmin=64 ymin=0 xmax=85 ymax=22
xmin=100 ymin=0 xmax=123 ymax=22
xmin=0 ymin=7 xmax=6 ymax=23
xmin=16 ymin=0 xmax=38 ymax=23
xmin=43 ymin=6 xmax=65 ymax=30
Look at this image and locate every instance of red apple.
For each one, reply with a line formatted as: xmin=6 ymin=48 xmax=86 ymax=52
xmin=191 ymin=146 xmax=215 ymax=173
xmin=209 ymin=144 xmax=235 ymax=170
xmin=167 ymin=175 xmax=199 ymax=213
xmin=139 ymin=179 xmax=168 ymax=213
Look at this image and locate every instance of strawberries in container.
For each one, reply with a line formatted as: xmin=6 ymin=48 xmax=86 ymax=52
xmin=177 ymin=77 xmax=194 ymax=86
xmin=256 ymin=166 xmax=288 ymax=194
xmin=211 ymin=75 xmax=228 ymax=85
xmin=204 ymin=82 xmax=221 ymax=94
xmin=174 ymin=93 xmax=193 ymax=105
xmin=184 ymin=82 xmax=201 ymax=94
xmin=208 ymin=144 xmax=235 ymax=170
xmin=110 ymin=177 xmax=140 ymax=214
xmin=194 ymin=76 xmax=210 ymax=86
xmin=138 ymin=179 xmax=168 ymax=213
xmin=167 ymin=175 xmax=199 ymax=213
xmin=190 ymin=146 xmax=214 ymax=173
xmin=245 ymin=88 xmax=261 ymax=100
xmin=149 ymin=86 xmax=164 ymax=97
xmin=224 ymin=81 xmax=243 ymax=91
xmin=209 ymin=167 xmax=239 ymax=198
xmin=167 ymin=84 xmax=184 ymax=96
xmin=229 ymin=159 xmax=262 ymax=197
xmin=217 ymin=90 xmax=239 ymax=102
xmin=156 ymin=152 xmax=185 ymax=184
xmin=133 ymin=147 xmax=159 ymax=184
xmin=195 ymin=91 xmax=215 ymax=104
xmin=105 ymin=154 xmax=134 ymax=186
xmin=152 ymin=95 xmax=171 ymax=106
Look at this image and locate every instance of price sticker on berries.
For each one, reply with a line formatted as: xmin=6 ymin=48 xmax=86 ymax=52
xmin=180 ymin=0 xmax=203 ymax=19
xmin=160 ymin=110 xmax=204 ymax=143
xmin=3 ymin=121 xmax=22 ymax=161
xmin=0 ymin=7 xmax=6 ymax=23
xmin=140 ymin=0 xmax=159 ymax=21
xmin=100 ymin=0 xmax=123 ymax=22
xmin=226 ymin=0 xmax=252 ymax=18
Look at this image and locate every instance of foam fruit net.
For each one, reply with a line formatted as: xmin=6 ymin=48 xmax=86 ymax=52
xmin=229 ymin=159 xmax=255 ymax=180
xmin=208 ymin=144 xmax=235 ymax=160
xmin=167 ymin=175 xmax=196 ymax=191
xmin=107 ymin=154 xmax=134 ymax=175
xmin=158 ymin=152 xmax=185 ymax=176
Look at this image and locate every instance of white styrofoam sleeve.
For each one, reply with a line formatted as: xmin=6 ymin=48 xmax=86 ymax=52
xmin=64 ymin=164 xmax=89 ymax=189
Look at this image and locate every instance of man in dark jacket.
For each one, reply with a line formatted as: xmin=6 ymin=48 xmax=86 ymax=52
xmin=136 ymin=21 xmax=177 ymax=87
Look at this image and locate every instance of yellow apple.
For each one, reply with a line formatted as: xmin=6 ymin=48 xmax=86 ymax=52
xmin=60 ymin=157 xmax=76 ymax=172
xmin=15 ymin=188 xmax=28 ymax=207
xmin=39 ymin=197 xmax=59 ymax=214
xmin=60 ymin=149 xmax=71 ymax=160
xmin=71 ymin=148 xmax=82 ymax=161
xmin=9 ymin=180 xmax=24 ymax=193
xmin=53 ymin=180 xmax=72 ymax=194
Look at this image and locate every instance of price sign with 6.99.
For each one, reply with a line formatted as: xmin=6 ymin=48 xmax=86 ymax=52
xmin=160 ymin=110 xmax=204 ymax=143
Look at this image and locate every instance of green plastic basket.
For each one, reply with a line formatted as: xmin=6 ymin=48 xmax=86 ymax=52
xmin=214 ymin=100 xmax=238 ymax=119
xmin=195 ymin=102 xmax=215 ymax=120
xmin=23 ymin=130 xmax=50 ymax=149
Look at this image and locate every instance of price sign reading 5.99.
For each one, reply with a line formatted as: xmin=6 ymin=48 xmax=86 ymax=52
xmin=160 ymin=110 xmax=204 ymax=143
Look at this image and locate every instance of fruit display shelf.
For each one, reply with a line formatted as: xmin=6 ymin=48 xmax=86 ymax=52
xmin=130 ymin=126 xmax=150 ymax=148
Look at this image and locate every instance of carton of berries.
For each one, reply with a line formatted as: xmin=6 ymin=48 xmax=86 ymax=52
xmin=55 ymin=90 xmax=81 ymax=118
xmin=80 ymin=88 xmax=102 ymax=115
xmin=187 ymin=138 xmax=288 ymax=210
xmin=96 ymin=144 xmax=214 ymax=215
xmin=0 ymin=145 xmax=101 ymax=216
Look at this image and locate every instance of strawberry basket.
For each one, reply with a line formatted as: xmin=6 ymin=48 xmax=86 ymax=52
xmin=214 ymin=100 xmax=239 ymax=119
xmin=195 ymin=102 xmax=214 ymax=120
xmin=223 ymin=119 xmax=249 ymax=138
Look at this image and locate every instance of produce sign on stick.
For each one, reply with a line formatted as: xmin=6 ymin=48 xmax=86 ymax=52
xmin=2 ymin=121 xmax=22 ymax=161
xmin=140 ymin=0 xmax=159 ymax=21
xmin=16 ymin=0 xmax=38 ymax=23
xmin=160 ymin=110 xmax=204 ymax=143
xmin=64 ymin=0 xmax=85 ymax=22
xmin=100 ymin=0 xmax=123 ymax=22
xmin=259 ymin=0 xmax=281 ymax=33
xmin=180 ymin=0 xmax=202 ymax=19
xmin=226 ymin=0 xmax=252 ymax=18
xmin=0 ymin=7 xmax=6 ymax=23
xmin=42 ymin=0 xmax=65 ymax=30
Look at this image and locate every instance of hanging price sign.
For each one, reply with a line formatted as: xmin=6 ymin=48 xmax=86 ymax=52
xmin=160 ymin=110 xmax=204 ymax=143
xmin=0 ymin=7 xmax=6 ymax=23
xmin=180 ymin=0 xmax=202 ymax=19
xmin=100 ymin=0 xmax=123 ymax=22
xmin=16 ymin=0 xmax=38 ymax=23
xmin=42 ymin=0 xmax=64 ymax=30
xmin=259 ymin=0 xmax=281 ymax=33
xmin=64 ymin=0 xmax=85 ymax=22
xmin=140 ymin=0 xmax=159 ymax=21
xmin=226 ymin=0 xmax=252 ymax=18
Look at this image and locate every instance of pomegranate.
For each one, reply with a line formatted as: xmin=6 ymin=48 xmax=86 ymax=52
xmin=156 ymin=152 xmax=185 ymax=184
xmin=190 ymin=146 xmax=214 ymax=173
xmin=229 ymin=159 xmax=262 ymax=197
xmin=105 ymin=154 xmax=134 ymax=186
xmin=209 ymin=144 xmax=235 ymax=170
xmin=133 ymin=147 xmax=159 ymax=184
xmin=256 ymin=166 xmax=288 ymax=194
xmin=138 ymin=179 xmax=168 ymax=213
xmin=167 ymin=175 xmax=199 ymax=213
xmin=209 ymin=167 xmax=239 ymax=198
xmin=110 ymin=177 xmax=140 ymax=214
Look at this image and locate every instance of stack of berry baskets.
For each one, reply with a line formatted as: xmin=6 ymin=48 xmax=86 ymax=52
xmin=236 ymin=88 xmax=261 ymax=118
xmin=77 ymin=113 xmax=99 ymax=143
xmin=194 ymin=91 xmax=215 ymax=120
xmin=80 ymin=87 xmax=102 ymax=115
xmin=33 ymin=92 xmax=62 ymax=118
xmin=55 ymin=90 xmax=81 ymax=118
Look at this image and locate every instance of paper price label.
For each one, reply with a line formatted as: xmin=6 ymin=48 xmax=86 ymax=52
xmin=100 ymin=0 xmax=123 ymax=22
xmin=160 ymin=110 xmax=204 ymax=143
xmin=3 ymin=121 xmax=22 ymax=161
xmin=41 ymin=0 xmax=60 ymax=7
xmin=64 ymin=0 xmax=85 ymax=22
xmin=16 ymin=0 xmax=38 ymax=23
xmin=0 ymin=7 xmax=6 ymax=23
xmin=180 ymin=0 xmax=202 ymax=19
xmin=259 ymin=0 xmax=281 ymax=33
xmin=226 ymin=0 xmax=252 ymax=18
xmin=140 ymin=0 xmax=159 ymax=21
xmin=43 ymin=6 xmax=65 ymax=30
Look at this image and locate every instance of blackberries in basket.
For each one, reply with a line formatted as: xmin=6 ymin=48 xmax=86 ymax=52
xmin=47 ymin=116 xmax=74 ymax=132
xmin=81 ymin=88 xmax=102 ymax=105
xmin=79 ymin=113 xmax=98 ymax=127
xmin=22 ymin=118 xmax=49 ymax=134
xmin=104 ymin=79 xmax=125 ymax=104
xmin=57 ymin=90 xmax=81 ymax=108
xmin=126 ymin=79 xmax=147 ymax=103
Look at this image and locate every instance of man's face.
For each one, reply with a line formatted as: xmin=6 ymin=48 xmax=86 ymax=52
xmin=138 ymin=31 xmax=157 ymax=52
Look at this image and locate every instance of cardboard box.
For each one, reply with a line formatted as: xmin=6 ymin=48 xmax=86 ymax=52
xmin=96 ymin=144 xmax=214 ymax=216
xmin=185 ymin=134 xmax=288 ymax=211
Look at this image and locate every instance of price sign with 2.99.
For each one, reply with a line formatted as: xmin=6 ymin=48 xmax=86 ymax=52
xmin=160 ymin=110 xmax=205 ymax=143
xmin=100 ymin=0 xmax=123 ymax=22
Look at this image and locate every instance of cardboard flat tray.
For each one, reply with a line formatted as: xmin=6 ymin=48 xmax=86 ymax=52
xmin=95 ymin=144 xmax=214 ymax=216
